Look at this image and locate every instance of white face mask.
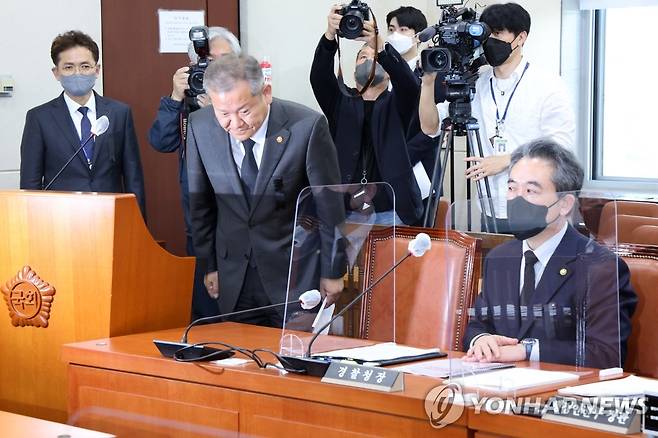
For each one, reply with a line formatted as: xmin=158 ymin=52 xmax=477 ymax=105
xmin=386 ymin=32 xmax=414 ymax=55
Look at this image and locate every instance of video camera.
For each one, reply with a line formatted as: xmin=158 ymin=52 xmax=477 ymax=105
xmin=419 ymin=7 xmax=490 ymax=126
xmin=419 ymin=7 xmax=490 ymax=74
xmin=337 ymin=0 xmax=370 ymax=40
xmin=187 ymin=26 xmax=211 ymax=97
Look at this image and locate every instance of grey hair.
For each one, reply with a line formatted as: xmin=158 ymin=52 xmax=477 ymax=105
xmin=203 ymin=53 xmax=265 ymax=95
xmin=187 ymin=26 xmax=241 ymax=63
xmin=509 ymin=137 xmax=584 ymax=193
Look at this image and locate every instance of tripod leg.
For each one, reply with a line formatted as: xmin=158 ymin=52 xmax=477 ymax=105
xmin=466 ymin=130 xmax=489 ymax=233
xmin=422 ymin=129 xmax=450 ymax=227
xmin=473 ymin=129 xmax=499 ymax=234
xmin=436 ymin=130 xmax=454 ymax=228
xmin=465 ymin=135 xmax=473 ymax=232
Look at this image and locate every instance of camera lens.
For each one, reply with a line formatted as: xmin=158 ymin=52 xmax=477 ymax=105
xmin=189 ymin=71 xmax=205 ymax=95
xmin=339 ymin=12 xmax=364 ymax=39
xmin=344 ymin=15 xmax=361 ymax=32
xmin=429 ymin=50 xmax=449 ymax=71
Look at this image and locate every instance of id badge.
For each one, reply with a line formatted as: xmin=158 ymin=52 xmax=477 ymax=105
xmin=492 ymin=136 xmax=507 ymax=153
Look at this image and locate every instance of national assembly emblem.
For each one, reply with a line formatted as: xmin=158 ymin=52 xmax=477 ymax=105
xmin=1 ymin=266 xmax=56 ymax=328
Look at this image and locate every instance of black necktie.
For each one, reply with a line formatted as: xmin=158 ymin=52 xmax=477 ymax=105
xmin=520 ymin=250 xmax=539 ymax=307
xmin=240 ymin=138 xmax=258 ymax=200
xmin=78 ymin=106 xmax=94 ymax=167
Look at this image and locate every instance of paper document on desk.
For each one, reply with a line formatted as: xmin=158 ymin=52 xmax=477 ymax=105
xmin=558 ymin=375 xmax=658 ymax=397
xmin=394 ymin=358 xmax=514 ymax=378
xmin=311 ymin=297 xmax=335 ymax=335
xmin=448 ymin=367 xmax=579 ymax=391
xmin=315 ymin=342 xmax=442 ymax=365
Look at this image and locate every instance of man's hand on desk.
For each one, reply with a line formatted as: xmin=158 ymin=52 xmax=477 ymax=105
xmin=464 ymin=334 xmax=525 ymax=363
xmin=204 ymin=271 xmax=219 ymax=299
xmin=320 ymin=277 xmax=344 ymax=306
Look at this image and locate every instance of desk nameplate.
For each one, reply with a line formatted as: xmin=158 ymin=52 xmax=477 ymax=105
xmin=321 ymin=361 xmax=404 ymax=392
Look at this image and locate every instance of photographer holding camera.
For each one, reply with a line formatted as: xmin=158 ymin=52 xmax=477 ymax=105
xmin=419 ymin=3 xmax=575 ymax=233
xmin=148 ymin=26 xmax=241 ymax=319
xmin=310 ymin=2 xmax=423 ymax=225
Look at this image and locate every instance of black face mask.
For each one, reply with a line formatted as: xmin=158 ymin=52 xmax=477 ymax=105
xmin=507 ymin=196 xmax=560 ymax=241
xmin=484 ymin=37 xmax=517 ymax=67
xmin=355 ymin=59 xmax=386 ymax=88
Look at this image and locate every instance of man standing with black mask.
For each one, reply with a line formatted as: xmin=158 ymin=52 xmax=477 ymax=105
xmin=419 ymin=2 xmax=575 ymax=232
xmin=310 ymin=5 xmax=423 ymax=225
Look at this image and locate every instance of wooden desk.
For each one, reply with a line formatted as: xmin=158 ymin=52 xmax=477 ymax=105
xmin=61 ymin=323 xmax=637 ymax=437
xmin=2 ymin=410 xmax=114 ymax=438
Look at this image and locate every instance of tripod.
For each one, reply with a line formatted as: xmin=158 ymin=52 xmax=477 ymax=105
xmin=422 ymin=100 xmax=498 ymax=233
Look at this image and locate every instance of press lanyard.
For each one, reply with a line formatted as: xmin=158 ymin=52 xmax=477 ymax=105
xmin=489 ymin=62 xmax=530 ymax=136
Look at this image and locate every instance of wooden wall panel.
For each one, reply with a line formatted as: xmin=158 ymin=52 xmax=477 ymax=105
xmin=100 ymin=0 xmax=240 ymax=255
xmin=208 ymin=0 xmax=240 ymax=37
xmin=69 ymin=365 xmax=240 ymax=437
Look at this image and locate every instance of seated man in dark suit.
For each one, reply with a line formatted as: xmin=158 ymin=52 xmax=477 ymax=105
xmin=20 ymin=30 xmax=146 ymax=217
xmin=464 ymin=138 xmax=637 ymax=368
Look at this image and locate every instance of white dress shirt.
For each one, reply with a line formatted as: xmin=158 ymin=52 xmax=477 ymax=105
xmin=63 ymin=92 xmax=97 ymax=141
xmin=435 ymin=58 xmax=576 ymax=218
xmin=406 ymin=55 xmax=420 ymax=71
xmin=230 ymin=106 xmax=271 ymax=176
xmin=520 ymin=221 xmax=568 ymax=293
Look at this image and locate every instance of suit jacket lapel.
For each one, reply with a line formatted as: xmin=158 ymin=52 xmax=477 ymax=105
xmin=517 ymin=225 xmax=579 ymax=339
xmin=91 ymin=92 xmax=111 ymax=169
xmin=50 ymin=94 xmax=88 ymax=171
xmin=250 ymin=101 xmax=289 ymax=216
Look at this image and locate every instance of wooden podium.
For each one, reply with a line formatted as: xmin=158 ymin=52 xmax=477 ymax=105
xmin=0 ymin=190 xmax=195 ymax=422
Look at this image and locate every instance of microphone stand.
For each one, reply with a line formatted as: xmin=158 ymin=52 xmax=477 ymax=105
xmin=153 ymin=297 xmax=309 ymax=360
xmin=280 ymin=251 xmax=414 ymax=376
xmin=181 ymin=298 xmax=302 ymax=343
xmin=44 ymin=133 xmax=95 ymax=190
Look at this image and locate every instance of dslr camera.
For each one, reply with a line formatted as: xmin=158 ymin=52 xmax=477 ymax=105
xmin=420 ymin=7 xmax=490 ymax=74
xmin=338 ymin=0 xmax=370 ymax=40
xmin=187 ymin=26 xmax=211 ymax=97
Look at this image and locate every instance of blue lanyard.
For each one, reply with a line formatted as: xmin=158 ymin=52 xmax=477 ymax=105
xmin=489 ymin=62 xmax=530 ymax=132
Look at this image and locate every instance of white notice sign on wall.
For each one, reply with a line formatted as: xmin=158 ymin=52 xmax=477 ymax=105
xmin=158 ymin=9 xmax=205 ymax=53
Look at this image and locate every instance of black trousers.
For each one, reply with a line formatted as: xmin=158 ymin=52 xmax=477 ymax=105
xmin=187 ymin=235 xmax=220 ymax=320
xmin=230 ymin=264 xmax=283 ymax=328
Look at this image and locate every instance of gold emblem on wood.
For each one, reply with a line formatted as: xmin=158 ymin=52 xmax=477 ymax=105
xmin=1 ymin=266 xmax=56 ymax=328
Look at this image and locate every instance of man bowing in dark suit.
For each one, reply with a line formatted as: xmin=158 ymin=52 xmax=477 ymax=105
xmin=186 ymin=54 xmax=345 ymax=328
xmin=464 ymin=138 xmax=637 ymax=368
xmin=20 ymin=31 xmax=146 ymax=217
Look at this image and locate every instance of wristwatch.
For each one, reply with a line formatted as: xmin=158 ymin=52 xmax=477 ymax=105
xmin=521 ymin=338 xmax=539 ymax=361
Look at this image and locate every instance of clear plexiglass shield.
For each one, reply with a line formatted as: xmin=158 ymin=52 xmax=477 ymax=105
xmin=445 ymin=192 xmax=628 ymax=397
xmin=279 ymin=183 xmax=398 ymax=359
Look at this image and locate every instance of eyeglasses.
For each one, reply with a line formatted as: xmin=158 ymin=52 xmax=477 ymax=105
xmin=60 ymin=63 xmax=96 ymax=75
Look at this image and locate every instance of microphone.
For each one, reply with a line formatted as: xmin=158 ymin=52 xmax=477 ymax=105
xmin=417 ymin=25 xmax=439 ymax=43
xmin=181 ymin=289 xmax=321 ymax=343
xmin=44 ymin=115 xmax=110 ymax=190
xmin=408 ymin=232 xmax=431 ymax=257
xmin=280 ymin=233 xmax=432 ymax=376
xmin=153 ymin=290 xmax=322 ymax=360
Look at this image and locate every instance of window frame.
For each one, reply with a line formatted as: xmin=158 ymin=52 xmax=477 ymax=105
xmin=587 ymin=8 xmax=658 ymax=189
